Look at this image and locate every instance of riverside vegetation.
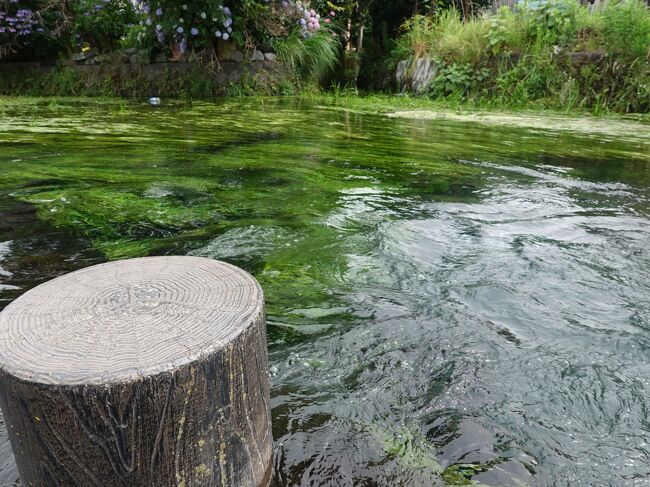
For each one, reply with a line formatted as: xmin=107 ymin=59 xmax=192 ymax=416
xmin=391 ymin=0 xmax=650 ymax=113
xmin=0 ymin=0 xmax=649 ymax=114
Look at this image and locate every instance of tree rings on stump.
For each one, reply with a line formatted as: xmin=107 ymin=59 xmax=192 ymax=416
xmin=0 ymin=256 xmax=272 ymax=487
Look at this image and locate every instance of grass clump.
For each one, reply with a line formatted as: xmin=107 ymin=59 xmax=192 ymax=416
xmin=602 ymin=0 xmax=650 ymax=59
xmin=273 ymin=28 xmax=340 ymax=83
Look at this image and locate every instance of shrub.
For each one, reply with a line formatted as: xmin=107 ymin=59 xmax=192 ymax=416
xmin=429 ymin=62 xmax=491 ymax=99
xmin=434 ymin=9 xmax=490 ymax=65
xmin=602 ymin=0 xmax=650 ymax=59
xmin=71 ymin=0 xmax=139 ymax=52
xmin=393 ymin=11 xmax=490 ymax=65
xmin=132 ymin=0 xmax=233 ymax=54
xmin=273 ymin=25 xmax=339 ymax=81
xmin=487 ymin=7 xmax=525 ymax=54
xmin=393 ymin=15 xmax=436 ymax=61
xmin=129 ymin=0 xmax=330 ymax=61
xmin=0 ymin=0 xmax=66 ymax=60
xmin=233 ymin=0 xmax=324 ymax=47
xmin=516 ymin=0 xmax=582 ymax=47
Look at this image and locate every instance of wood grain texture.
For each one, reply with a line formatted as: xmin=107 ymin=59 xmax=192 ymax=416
xmin=0 ymin=256 xmax=272 ymax=486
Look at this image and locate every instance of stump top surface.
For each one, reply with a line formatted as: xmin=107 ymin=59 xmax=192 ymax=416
xmin=0 ymin=256 xmax=264 ymax=385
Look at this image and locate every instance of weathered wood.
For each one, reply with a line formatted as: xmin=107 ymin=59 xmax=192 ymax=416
xmin=0 ymin=256 xmax=272 ymax=487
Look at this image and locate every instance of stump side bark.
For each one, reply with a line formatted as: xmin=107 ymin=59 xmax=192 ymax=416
xmin=0 ymin=256 xmax=272 ymax=487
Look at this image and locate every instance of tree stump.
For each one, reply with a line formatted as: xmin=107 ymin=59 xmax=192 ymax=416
xmin=0 ymin=256 xmax=272 ymax=487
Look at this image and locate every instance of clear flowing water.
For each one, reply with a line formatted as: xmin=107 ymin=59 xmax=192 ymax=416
xmin=0 ymin=97 xmax=649 ymax=486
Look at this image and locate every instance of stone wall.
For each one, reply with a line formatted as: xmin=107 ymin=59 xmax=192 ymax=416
xmin=0 ymin=56 xmax=292 ymax=97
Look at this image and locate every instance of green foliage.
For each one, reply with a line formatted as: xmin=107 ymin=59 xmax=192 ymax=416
xmin=121 ymin=21 xmax=152 ymax=51
xmin=487 ymin=7 xmax=524 ymax=54
xmin=441 ymin=462 xmax=503 ymax=485
xmin=434 ymin=9 xmax=490 ymax=65
xmin=274 ymin=26 xmax=340 ymax=82
xmin=366 ymin=423 xmax=442 ymax=473
xmin=430 ymin=62 xmax=490 ymax=99
xmin=71 ymin=0 xmax=138 ymax=53
xmin=301 ymin=27 xmax=340 ymax=80
xmin=602 ymin=0 xmax=650 ymax=59
xmin=517 ymin=0 xmax=581 ymax=47
xmin=273 ymin=29 xmax=306 ymax=68
xmin=134 ymin=0 xmax=232 ymax=53
xmin=0 ymin=0 xmax=68 ymax=60
xmin=392 ymin=15 xmax=437 ymax=61
xmin=393 ymin=0 xmax=650 ymax=114
xmin=393 ymin=11 xmax=490 ymax=65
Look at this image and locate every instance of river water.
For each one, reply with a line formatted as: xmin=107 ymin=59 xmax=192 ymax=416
xmin=0 ymin=98 xmax=649 ymax=486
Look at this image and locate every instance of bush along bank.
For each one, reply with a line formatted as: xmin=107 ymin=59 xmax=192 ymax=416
xmin=393 ymin=0 xmax=650 ymax=114
xmin=0 ymin=0 xmax=340 ymax=93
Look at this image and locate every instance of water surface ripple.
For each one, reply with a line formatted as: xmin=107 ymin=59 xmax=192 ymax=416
xmin=0 ymin=98 xmax=648 ymax=486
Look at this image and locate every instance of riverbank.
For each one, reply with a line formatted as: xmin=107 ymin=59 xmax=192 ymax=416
xmin=387 ymin=2 xmax=650 ymax=114
xmin=2 ymin=57 xmax=648 ymax=116
xmin=0 ymin=61 xmax=297 ymax=98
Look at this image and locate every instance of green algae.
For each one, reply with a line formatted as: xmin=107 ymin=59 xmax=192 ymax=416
xmin=0 ymin=98 xmax=485 ymax=260
xmin=1 ymin=96 xmax=648 ymax=324
xmin=366 ymin=422 xmax=523 ymax=486
xmin=1 ymin=96 xmax=650 ymax=485
xmin=367 ymin=422 xmax=443 ymax=473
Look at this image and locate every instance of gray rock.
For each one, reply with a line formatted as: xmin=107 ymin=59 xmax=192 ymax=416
xmin=125 ymin=47 xmax=138 ymax=55
xmin=411 ymin=58 xmax=437 ymax=93
xmin=94 ymin=54 xmax=109 ymax=64
xmin=130 ymin=50 xmax=150 ymax=65
xmin=216 ymin=39 xmax=237 ymax=61
xmin=153 ymin=51 xmax=168 ymax=63
xmin=263 ymin=52 xmax=277 ymax=62
xmin=253 ymin=50 xmax=265 ymax=62
xmin=231 ymin=50 xmax=244 ymax=63
xmin=396 ymin=58 xmax=438 ymax=93
xmin=72 ymin=49 xmax=97 ymax=64
xmin=395 ymin=60 xmax=408 ymax=91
